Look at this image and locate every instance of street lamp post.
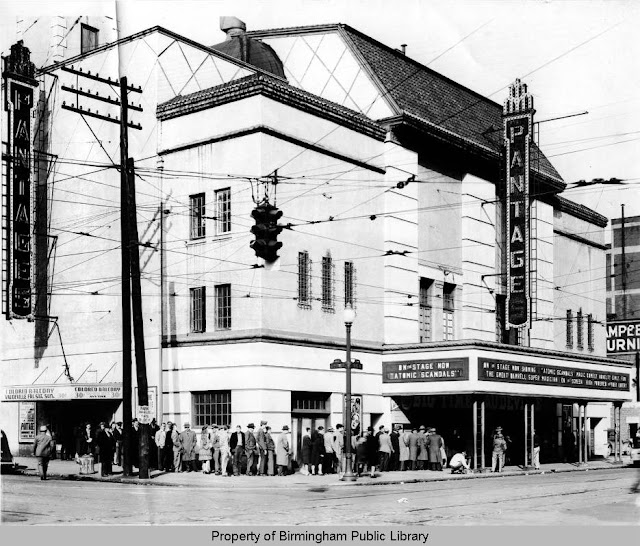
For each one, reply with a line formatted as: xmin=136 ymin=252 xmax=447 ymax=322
xmin=342 ymin=304 xmax=357 ymax=482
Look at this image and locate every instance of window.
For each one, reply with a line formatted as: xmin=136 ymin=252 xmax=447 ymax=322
xmin=577 ymin=309 xmax=584 ymax=350
xmin=298 ymin=251 xmax=311 ymax=309
xmin=193 ymin=391 xmax=231 ymax=428
xmin=419 ymin=278 xmax=433 ymax=342
xmin=443 ymin=283 xmax=455 ymax=341
xmin=215 ymin=188 xmax=231 ymax=234
xmin=566 ymin=310 xmax=573 ymax=348
xmin=214 ymin=284 xmax=231 ymax=329
xmin=190 ymin=286 xmax=206 ymax=333
xmin=81 ymin=24 xmax=99 ymax=54
xmin=292 ymin=392 xmax=329 ymax=412
xmin=190 ymin=193 xmax=205 ymax=239
xmin=344 ymin=262 xmax=355 ymax=307
xmin=321 ymin=253 xmax=334 ymax=312
xmin=587 ymin=314 xmax=594 ymax=352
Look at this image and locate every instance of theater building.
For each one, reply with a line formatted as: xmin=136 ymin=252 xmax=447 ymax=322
xmin=2 ymin=16 xmax=633 ymax=466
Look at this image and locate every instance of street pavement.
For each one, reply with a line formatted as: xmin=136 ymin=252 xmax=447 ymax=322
xmin=2 ymin=457 xmax=640 ymax=525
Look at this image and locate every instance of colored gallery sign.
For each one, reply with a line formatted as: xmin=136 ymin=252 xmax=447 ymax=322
xmin=18 ymin=401 xmax=36 ymax=442
xmin=606 ymin=320 xmax=640 ymax=355
xmin=478 ymin=358 xmax=630 ymax=392
xmin=2 ymin=384 xmax=123 ymax=401
xmin=3 ymin=42 xmax=37 ymax=320
xmin=503 ymin=79 xmax=534 ymax=329
xmin=382 ymin=358 xmax=469 ymax=383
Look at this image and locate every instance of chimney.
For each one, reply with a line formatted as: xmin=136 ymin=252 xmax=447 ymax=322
xmin=400 ymin=44 xmax=407 ymax=55
xmin=220 ymin=16 xmax=247 ymax=40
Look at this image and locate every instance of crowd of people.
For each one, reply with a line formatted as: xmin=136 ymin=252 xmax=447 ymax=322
xmin=46 ymin=418 xmax=536 ymax=478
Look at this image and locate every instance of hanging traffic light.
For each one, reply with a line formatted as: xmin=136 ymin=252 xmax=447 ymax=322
xmin=250 ymin=203 xmax=283 ymax=262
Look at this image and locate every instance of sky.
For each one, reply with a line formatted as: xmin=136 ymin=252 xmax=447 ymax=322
xmin=2 ymin=0 xmax=639 ymax=224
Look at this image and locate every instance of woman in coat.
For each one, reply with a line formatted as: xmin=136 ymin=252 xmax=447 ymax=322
xmin=399 ymin=427 xmax=411 ymax=470
xmin=265 ymin=426 xmax=276 ymax=476
xmin=365 ymin=427 xmax=378 ymax=478
xmin=198 ymin=426 xmax=212 ymax=474
xmin=301 ymin=427 xmax=312 ymax=475
xmin=276 ymin=425 xmax=290 ymax=476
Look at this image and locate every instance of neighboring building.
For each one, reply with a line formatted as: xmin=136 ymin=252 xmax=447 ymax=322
xmin=2 ymin=16 xmax=633 ymax=467
xmin=605 ymin=214 xmax=640 ymax=449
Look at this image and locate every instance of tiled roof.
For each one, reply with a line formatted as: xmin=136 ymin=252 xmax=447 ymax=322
xmin=249 ymin=23 xmax=564 ymax=185
xmin=340 ymin=26 xmax=563 ymax=184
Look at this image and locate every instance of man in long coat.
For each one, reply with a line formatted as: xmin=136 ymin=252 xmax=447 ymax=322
xmin=179 ymin=423 xmax=197 ymax=472
xmin=400 ymin=427 xmax=411 ymax=470
xmin=408 ymin=427 xmax=419 ymax=470
xmin=417 ymin=425 xmax=429 ymax=470
xmin=276 ymin=425 xmax=290 ymax=476
xmin=96 ymin=421 xmax=115 ymax=476
xmin=390 ymin=425 xmax=401 ymax=471
xmin=229 ymin=425 xmax=245 ymax=476
xmin=426 ymin=427 xmax=444 ymax=471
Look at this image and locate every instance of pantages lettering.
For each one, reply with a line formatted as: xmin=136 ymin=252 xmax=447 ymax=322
xmin=3 ymin=42 xmax=37 ymax=319
xmin=503 ymin=79 xmax=533 ymax=328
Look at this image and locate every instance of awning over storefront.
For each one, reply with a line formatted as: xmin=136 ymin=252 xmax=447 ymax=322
xmin=382 ymin=343 xmax=633 ymax=402
xmin=1 ymin=383 xmax=123 ymax=401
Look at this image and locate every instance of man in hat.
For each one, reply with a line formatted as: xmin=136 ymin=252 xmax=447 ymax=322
xmin=96 ymin=421 xmax=115 ymax=476
xmin=179 ymin=423 xmax=197 ymax=472
xmin=378 ymin=427 xmax=393 ymax=472
xmin=32 ymin=425 xmax=55 ymax=480
xmin=112 ymin=422 xmax=123 ymax=466
xmin=426 ymin=427 xmax=443 ymax=471
xmin=408 ymin=427 xmax=419 ymax=470
xmin=492 ymin=429 xmax=508 ymax=472
xmin=245 ymin=423 xmax=258 ymax=476
xmin=324 ymin=426 xmax=336 ymax=474
xmin=163 ymin=422 xmax=174 ymax=471
xmin=210 ymin=424 xmax=221 ymax=475
xmin=276 ymin=425 xmax=290 ymax=476
xmin=229 ymin=425 xmax=245 ymax=476
xmin=333 ymin=424 xmax=345 ymax=476
xmin=256 ymin=420 xmax=268 ymax=476
xmin=171 ymin=422 xmax=183 ymax=472
xmin=417 ymin=425 xmax=428 ymax=470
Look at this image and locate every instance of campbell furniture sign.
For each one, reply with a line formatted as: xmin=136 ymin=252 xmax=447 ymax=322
xmin=606 ymin=320 xmax=640 ymax=355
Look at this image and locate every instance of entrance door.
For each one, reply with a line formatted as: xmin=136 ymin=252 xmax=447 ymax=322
xmin=293 ymin=416 xmax=326 ymax=468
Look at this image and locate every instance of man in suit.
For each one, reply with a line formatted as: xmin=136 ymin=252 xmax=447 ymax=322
xmin=32 ymin=425 xmax=55 ymax=480
xmin=171 ymin=422 xmax=183 ymax=472
xmin=96 ymin=421 xmax=115 ymax=476
xmin=256 ymin=420 xmax=268 ymax=476
xmin=154 ymin=423 xmax=166 ymax=471
xmin=229 ymin=425 xmax=245 ymax=476
xmin=179 ymin=423 xmax=197 ymax=472
xmin=245 ymin=423 xmax=258 ymax=476
xmin=390 ymin=425 xmax=401 ymax=471
xmin=426 ymin=427 xmax=444 ymax=471
xmin=408 ymin=427 xmax=419 ymax=470
xmin=210 ymin=424 xmax=221 ymax=475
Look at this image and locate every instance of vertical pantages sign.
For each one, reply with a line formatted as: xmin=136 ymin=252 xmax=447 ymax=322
xmin=3 ymin=42 xmax=37 ymax=320
xmin=503 ymin=79 xmax=534 ymax=329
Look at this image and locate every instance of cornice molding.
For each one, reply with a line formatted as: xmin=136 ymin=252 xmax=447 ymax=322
xmin=551 ymin=195 xmax=608 ymax=228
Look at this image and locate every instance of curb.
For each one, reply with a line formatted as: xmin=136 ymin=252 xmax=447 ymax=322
xmin=12 ymin=462 xmax=633 ymax=489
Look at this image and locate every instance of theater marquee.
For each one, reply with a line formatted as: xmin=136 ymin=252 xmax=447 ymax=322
xmin=382 ymin=358 xmax=469 ymax=383
xmin=3 ymin=41 xmax=38 ymax=320
xmin=503 ymin=79 xmax=534 ymax=329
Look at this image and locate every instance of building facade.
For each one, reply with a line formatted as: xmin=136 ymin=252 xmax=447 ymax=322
xmin=2 ymin=16 xmax=633 ymax=466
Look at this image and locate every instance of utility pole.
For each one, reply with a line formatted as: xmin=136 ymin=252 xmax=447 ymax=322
xmin=61 ymin=69 xmax=144 ymax=477
xmin=126 ymin=157 xmax=150 ymax=479
xmin=120 ymin=77 xmax=133 ymax=477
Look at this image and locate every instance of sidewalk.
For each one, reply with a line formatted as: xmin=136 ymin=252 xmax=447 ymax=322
xmin=6 ymin=456 xmax=635 ymax=489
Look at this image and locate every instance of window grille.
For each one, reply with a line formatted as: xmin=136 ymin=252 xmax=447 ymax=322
xmin=215 ymin=188 xmax=231 ymax=234
xmin=190 ymin=286 xmax=206 ymax=333
xmin=587 ymin=314 xmax=594 ymax=352
xmin=443 ymin=283 xmax=455 ymax=341
xmin=566 ymin=310 xmax=573 ymax=348
xmin=214 ymin=284 xmax=231 ymax=329
xmin=193 ymin=391 xmax=231 ymax=428
xmin=81 ymin=24 xmax=99 ymax=54
xmin=292 ymin=392 xmax=329 ymax=412
xmin=321 ymin=253 xmax=334 ymax=312
xmin=344 ymin=262 xmax=355 ymax=307
xmin=190 ymin=193 xmax=205 ymax=239
xmin=419 ymin=278 xmax=433 ymax=342
xmin=577 ymin=309 xmax=584 ymax=350
xmin=298 ymin=251 xmax=312 ymax=309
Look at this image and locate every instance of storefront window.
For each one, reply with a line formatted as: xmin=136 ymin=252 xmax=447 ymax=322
xmin=193 ymin=391 xmax=231 ymax=428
